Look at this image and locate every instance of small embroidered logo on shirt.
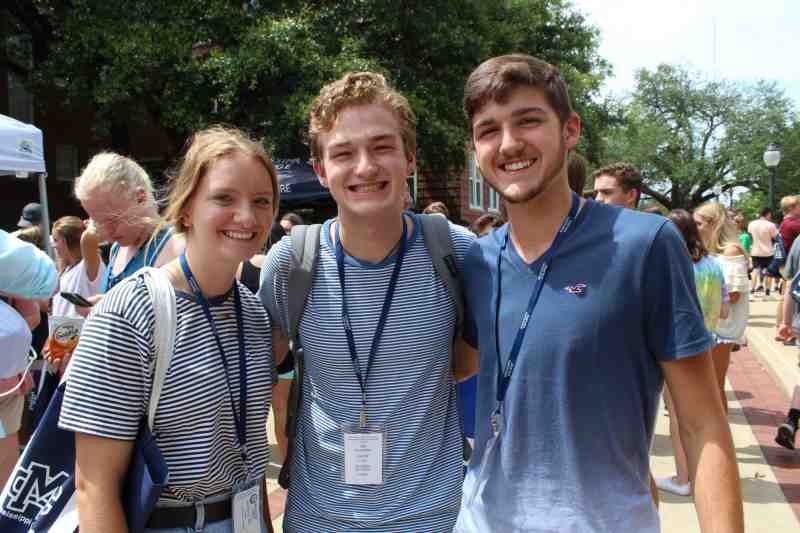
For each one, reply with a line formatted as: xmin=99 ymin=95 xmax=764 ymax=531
xmin=565 ymin=283 xmax=587 ymax=296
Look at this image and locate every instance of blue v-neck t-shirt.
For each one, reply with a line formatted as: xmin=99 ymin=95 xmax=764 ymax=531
xmin=456 ymin=201 xmax=712 ymax=533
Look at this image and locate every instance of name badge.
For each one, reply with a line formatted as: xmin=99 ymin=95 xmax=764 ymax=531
xmin=232 ymin=477 xmax=268 ymax=533
xmin=342 ymin=425 xmax=385 ymax=485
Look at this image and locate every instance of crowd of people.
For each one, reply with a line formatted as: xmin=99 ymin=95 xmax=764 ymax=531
xmin=4 ymin=52 xmax=798 ymax=532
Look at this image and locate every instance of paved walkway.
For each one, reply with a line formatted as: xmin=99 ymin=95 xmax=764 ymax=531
xmin=265 ymin=295 xmax=800 ymax=531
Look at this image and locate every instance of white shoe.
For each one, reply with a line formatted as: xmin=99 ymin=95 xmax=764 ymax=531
xmin=655 ymin=475 xmax=691 ymax=496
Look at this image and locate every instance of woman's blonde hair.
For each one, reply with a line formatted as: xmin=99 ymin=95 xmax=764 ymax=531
xmin=74 ymin=152 xmax=156 ymax=208
xmin=162 ymin=126 xmax=279 ymax=236
xmin=694 ymin=201 xmax=743 ymax=256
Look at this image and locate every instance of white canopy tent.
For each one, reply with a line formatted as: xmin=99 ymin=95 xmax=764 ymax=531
xmin=0 ymin=113 xmax=51 ymax=255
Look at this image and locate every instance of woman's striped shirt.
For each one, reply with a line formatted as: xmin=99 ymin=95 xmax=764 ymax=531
xmin=59 ymin=274 xmax=274 ymax=504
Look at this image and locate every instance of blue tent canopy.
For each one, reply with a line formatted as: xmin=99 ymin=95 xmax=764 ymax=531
xmin=276 ymin=159 xmax=330 ymax=203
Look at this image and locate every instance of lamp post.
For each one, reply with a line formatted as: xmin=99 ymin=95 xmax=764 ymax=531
xmin=763 ymin=143 xmax=781 ymax=213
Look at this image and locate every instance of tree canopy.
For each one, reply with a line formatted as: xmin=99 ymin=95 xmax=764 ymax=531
xmin=4 ymin=0 xmax=611 ymax=179
xmin=601 ymin=64 xmax=797 ymax=211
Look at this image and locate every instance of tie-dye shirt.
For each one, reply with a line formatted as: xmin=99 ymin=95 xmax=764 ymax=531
xmin=693 ymin=255 xmax=727 ymax=334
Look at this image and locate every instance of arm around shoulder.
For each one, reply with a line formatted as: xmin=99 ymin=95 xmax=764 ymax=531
xmin=452 ymin=336 xmax=479 ymax=383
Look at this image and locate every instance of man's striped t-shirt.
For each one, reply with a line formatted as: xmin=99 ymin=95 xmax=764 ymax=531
xmin=59 ymin=274 xmax=274 ymax=504
xmin=260 ymin=213 xmax=475 ymax=532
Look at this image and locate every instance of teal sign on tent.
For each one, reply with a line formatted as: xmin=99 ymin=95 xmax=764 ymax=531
xmin=275 ymin=159 xmax=330 ymax=203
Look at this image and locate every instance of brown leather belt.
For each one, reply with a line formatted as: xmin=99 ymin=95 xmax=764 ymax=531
xmin=146 ymin=498 xmax=232 ymax=529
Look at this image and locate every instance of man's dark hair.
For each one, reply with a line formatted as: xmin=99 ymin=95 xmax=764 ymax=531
xmin=463 ymin=54 xmax=573 ymax=129
xmin=567 ymin=153 xmax=588 ymax=195
xmin=592 ymin=162 xmax=642 ymax=205
xmin=760 ymin=207 xmax=773 ymax=218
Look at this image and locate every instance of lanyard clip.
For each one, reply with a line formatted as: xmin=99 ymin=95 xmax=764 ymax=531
xmin=491 ymin=402 xmax=503 ymax=438
xmin=359 ymin=409 xmax=367 ymax=429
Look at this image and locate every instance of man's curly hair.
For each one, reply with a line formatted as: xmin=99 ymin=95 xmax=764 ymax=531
xmin=308 ymin=72 xmax=417 ymax=165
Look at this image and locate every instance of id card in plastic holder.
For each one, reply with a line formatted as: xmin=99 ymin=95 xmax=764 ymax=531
xmin=341 ymin=424 xmax=386 ymax=485
xmin=232 ymin=476 xmax=269 ymax=533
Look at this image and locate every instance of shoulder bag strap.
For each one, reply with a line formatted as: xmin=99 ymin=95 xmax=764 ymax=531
xmin=140 ymin=267 xmax=177 ymax=429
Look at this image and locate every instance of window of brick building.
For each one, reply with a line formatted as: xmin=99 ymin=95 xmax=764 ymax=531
xmin=469 ymin=152 xmax=483 ymax=210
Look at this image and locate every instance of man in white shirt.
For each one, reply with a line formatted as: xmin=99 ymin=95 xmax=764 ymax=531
xmin=748 ymin=207 xmax=778 ymax=296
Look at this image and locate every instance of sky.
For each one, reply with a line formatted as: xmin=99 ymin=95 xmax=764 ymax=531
xmin=570 ymin=0 xmax=800 ymax=110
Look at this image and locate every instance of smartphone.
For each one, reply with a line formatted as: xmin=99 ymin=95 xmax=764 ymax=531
xmin=60 ymin=292 xmax=94 ymax=307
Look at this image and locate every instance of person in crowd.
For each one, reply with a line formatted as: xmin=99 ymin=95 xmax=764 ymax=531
xmin=0 ymin=299 xmax=34 ymax=488
xmin=748 ymin=207 xmax=778 ymax=296
xmin=776 ymin=196 xmax=800 ymax=340
xmin=469 ymin=213 xmax=504 ymax=236
xmin=16 ymin=202 xmax=42 ymax=230
xmin=73 ymin=152 xmax=183 ymax=301
xmin=657 ymin=209 xmax=728 ymax=496
xmin=279 ymin=212 xmax=304 ymax=234
xmin=59 ymin=126 xmax=279 ymax=532
xmin=592 ymin=161 xmax=642 ymax=209
xmin=0 ymin=229 xmax=57 ymax=300
xmin=776 ymin=224 xmax=800 ymax=450
xmin=260 ymin=72 xmax=476 ymax=532
xmin=735 ymin=214 xmax=752 ymax=256
xmin=694 ymin=202 xmax=750 ymax=412
xmin=12 ymin=225 xmax=45 ymax=249
xmin=455 ymin=53 xmax=742 ymax=533
xmin=567 ymin=151 xmax=587 ymax=196
xmin=422 ymin=200 xmax=450 ymax=219
xmin=0 ymin=230 xmax=55 ymax=488
xmin=50 ymin=217 xmax=107 ymax=319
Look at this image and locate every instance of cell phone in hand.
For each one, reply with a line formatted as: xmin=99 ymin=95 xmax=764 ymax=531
xmin=60 ymin=292 xmax=94 ymax=307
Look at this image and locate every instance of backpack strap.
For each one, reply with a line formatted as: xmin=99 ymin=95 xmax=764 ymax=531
xmin=279 ymin=224 xmax=322 ymax=489
xmin=418 ymin=214 xmax=471 ymax=462
xmin=419 ymin=214 xmax=464 ymax=336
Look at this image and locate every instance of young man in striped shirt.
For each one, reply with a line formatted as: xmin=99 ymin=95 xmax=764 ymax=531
xmin=260 ymin=72 xmax=477 ymax=532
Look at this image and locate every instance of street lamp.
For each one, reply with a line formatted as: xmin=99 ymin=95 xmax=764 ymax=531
xmin=763 ymin=143 xmax=781 ymax=213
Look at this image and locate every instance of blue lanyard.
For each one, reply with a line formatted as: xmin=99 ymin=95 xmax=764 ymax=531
xmin=179 ymin=254 xmax=249 ymax=464
xmin=335 ymin=217 xmax=408 ymax=427
xmin=493 ymin=194 xmax=580 ymax=419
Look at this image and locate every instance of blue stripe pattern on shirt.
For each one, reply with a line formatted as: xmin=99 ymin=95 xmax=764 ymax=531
xmin=59 ymin=275 xmax=274 ymax=504
xmin=261 ymin=213 xmax=475 ymax=532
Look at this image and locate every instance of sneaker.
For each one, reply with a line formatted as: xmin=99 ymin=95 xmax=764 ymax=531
xmin=655 ymin=475 xmax=691 ymax=496
xmin=776 ymin=421 xmax=797 ymax=450
xmin=766 ymin=288 xmax=771 ymax=297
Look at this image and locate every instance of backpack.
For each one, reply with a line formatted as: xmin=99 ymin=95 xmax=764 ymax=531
xmin=277 ymin=214 xmax=465 ymax=489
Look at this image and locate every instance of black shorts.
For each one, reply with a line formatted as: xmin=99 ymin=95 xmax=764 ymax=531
xmin=752 ymin=255 xmax=774 ymax=270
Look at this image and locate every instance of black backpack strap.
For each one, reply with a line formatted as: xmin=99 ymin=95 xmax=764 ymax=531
xmin=278 ymin=224 xmax=322 ymax=489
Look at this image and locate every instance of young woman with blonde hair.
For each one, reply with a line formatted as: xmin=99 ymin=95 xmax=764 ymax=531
xmin=60 ymin=126 xmax=280 ymax=532
xmin=693 ymin=202 xmax=750 ymax=412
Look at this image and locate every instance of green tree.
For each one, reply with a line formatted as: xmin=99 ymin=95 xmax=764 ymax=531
xmin=4 ymin=0 xmax=610 ymax=180
xmin=601 ymin=64 xmax=797 ymax=210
